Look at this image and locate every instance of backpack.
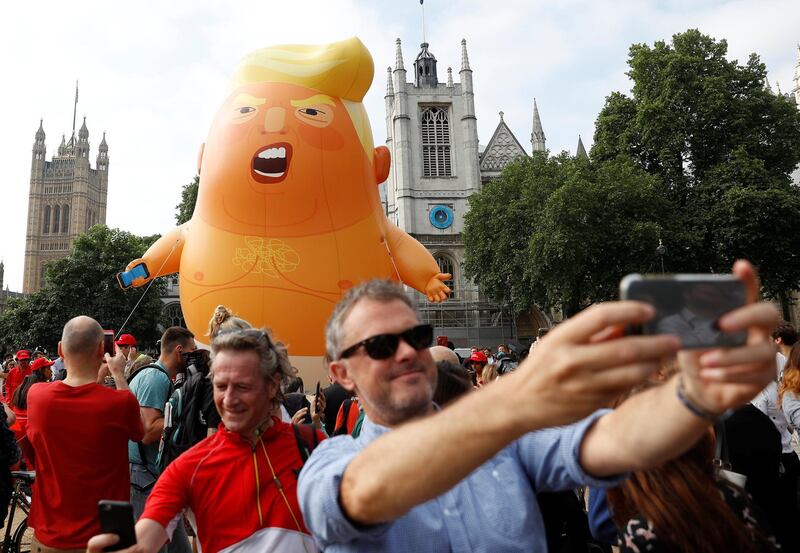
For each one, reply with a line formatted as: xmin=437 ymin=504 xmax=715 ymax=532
xmin=156 ymin=370 xmax=210 ymax=472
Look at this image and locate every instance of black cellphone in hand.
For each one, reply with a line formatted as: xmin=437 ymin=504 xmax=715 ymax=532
xmin=315 ymin=380 xmax=322 ymax=411
xmin=102 ymin=330 xmax=115 ymax=357
xmin=620 ymin=274 xmax=747 ymax=349
xmin=98 ymin=500 xmax=136 ymax=551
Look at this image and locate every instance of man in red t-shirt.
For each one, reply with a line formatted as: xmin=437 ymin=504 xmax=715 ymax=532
xmin=26 ymin=316 xmax=143 ymax=551
xmin=4 ymin=350 xmax=31 ymax=403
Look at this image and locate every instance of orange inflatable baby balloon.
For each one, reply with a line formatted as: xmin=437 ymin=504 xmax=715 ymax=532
xmin=123 ymin=37 xmax=450 ymax=364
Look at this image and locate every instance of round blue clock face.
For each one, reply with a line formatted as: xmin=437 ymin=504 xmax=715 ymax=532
xmin=429 ymin=205 xmax=454 ymax=229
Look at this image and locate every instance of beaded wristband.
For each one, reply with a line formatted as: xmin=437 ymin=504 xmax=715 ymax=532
xmin=676 ymin=377 xmax=726 ymax=423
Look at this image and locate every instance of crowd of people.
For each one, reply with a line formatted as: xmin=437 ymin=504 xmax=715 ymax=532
xmin=0 ymin=259 xmax=795 ymax=552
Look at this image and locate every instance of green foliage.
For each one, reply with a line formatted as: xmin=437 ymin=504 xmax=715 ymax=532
xmin=589 ymin=28 xmax=800 ymax=300
xmin=175 ymin=175 xmax=199 ymax=225
xmin=593 ymin=29 xmax=800 ymax=200
xmin=0 ymin=226 xmax=166 ymax=353
xmin=464 ymin=155 xmax=693 ymax=315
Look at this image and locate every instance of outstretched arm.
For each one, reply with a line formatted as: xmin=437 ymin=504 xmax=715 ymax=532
xmin=383 ymin=221 xmax=450 ymax=302
xmin=124 ymin=223 xmax=188 ymax=287
xmin=579 ymin=260 xmax=778 ymax=476
xmin=336 ymin=302 xmax=680 ymax=524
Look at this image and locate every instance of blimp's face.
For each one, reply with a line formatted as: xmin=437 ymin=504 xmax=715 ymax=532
xmin=196 ymin=82 xmax=379 ymax=237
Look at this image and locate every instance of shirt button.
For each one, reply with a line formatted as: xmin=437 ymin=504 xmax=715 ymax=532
xmin=443 ymin=508 xmax=451 ymax=516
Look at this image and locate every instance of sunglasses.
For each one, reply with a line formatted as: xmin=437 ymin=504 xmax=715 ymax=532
xmin=339 ymin=324 xmax=434 ymax=360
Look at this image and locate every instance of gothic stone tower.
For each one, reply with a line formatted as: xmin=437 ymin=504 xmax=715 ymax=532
xmin=384 ymin=38 xmax=481 ymax=302
xmin=23 ymin=117 xmax=109 ymax=293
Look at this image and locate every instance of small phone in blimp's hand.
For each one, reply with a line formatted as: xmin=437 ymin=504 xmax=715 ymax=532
xmin=102 ymin=330 xmax=115 ymax=357
xmin=116 ymin=263 xmax=150 ymax=289
xmin=620 ymin=274 xmax=747 ymax=349
xmin=98 ymin=500 xmax=136 ymax=551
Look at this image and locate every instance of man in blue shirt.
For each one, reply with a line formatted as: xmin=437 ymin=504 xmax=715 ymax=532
xmin=298 ymin=262 xmax=778 ymax=552
xmin=128 ymin=326 xmax=195 ymax=553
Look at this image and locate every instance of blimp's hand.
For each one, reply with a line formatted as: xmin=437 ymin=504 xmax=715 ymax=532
xmin=425 ymin=273 xmax=452 ymax=302
xmin=122 ymin=258 xmax=152 ymax=288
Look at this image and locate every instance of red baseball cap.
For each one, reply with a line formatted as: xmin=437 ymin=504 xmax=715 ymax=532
xmin=31 ymin=357 xmax=54 ymax=372
xmin=15 ymin=350 xmax=30 ymax=361
xmin=469 ymin=351 xmax=488 ymax=364
xmin=115 ymin=334 xmax=137 ymax=347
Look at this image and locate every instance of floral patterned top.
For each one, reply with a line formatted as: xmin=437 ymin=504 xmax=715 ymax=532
xmin=619 ymin=479 xmax=781 ymax=552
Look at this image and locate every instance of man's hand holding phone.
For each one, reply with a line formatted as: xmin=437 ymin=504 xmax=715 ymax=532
xmin=677 ymin=260 xmax=779 ymax=417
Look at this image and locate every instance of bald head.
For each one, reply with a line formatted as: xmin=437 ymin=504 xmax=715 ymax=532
xmin=61 ymin=316 xmax=104 ymax=357
xmin=429 ymin=346 xmax=460 ymax=365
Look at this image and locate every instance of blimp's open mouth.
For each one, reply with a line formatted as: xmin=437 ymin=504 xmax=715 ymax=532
xmin=251 ymin=143 xmax=293 ymax=184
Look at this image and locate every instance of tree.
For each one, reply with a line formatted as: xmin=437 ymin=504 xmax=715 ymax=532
xmin=463 ymin=152 xmax=570 ymax=313
xmin=593 ymin=29 xmax=800 ymax=201
xmin=0 ymin=226 xmax=166 ymax=354
xmin=592 ymin=29 xmax=800 ymax=298
xmin=175 ymin=175 xmax=199 ymax=225
xmin=464 ymin=155 xmax=692 ymax=315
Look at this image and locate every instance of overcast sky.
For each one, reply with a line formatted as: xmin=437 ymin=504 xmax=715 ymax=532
xmin=0 ymin=0 xmax=798 ymax=292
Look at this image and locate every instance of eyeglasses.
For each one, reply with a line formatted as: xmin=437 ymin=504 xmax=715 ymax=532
xmin=339 ymin=324 xmax=433 ymax=360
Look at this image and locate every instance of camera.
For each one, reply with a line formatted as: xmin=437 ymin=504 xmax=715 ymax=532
xmin=182 ymin=349 xmax=211 ymax=376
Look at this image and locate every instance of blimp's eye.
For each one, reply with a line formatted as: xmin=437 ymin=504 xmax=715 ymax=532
xmin=295 ymin=105 xmax=333 ymax=128
xmin=230 ymin=105 xmax=259 ymax=124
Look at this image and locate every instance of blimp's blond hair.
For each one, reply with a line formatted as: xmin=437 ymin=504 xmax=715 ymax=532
xmin=230 ymin=37 xmax=375 ymax=157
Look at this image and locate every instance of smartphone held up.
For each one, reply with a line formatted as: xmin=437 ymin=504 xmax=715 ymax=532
xmin=620 ymin=273 xmax=747 ymax=349
xmin=102 ymin=330 xmax=116 ymax=357
xmin=98 ymin=500 xmax=136 ymax=551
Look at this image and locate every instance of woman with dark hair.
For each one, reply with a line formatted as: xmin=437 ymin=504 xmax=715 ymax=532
xmin=607 ymin=407 xmax=779 ymax=552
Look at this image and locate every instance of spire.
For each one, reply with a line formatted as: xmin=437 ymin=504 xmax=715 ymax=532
xmin=414 ymin=42 xmax=438 ymax=87
xmin=499 ymin=110 xmax=504 ymax=122
xmin=531 ymin=98 xmax=546 ymax=152
xmin=79 ymin=116 xmax=89 ymax=139
xmin=99 ymin=131 xmax=108 ymax=151
xmin=460 ymin=38 xmax=471 ymax=71
xmin=395 ymin=38 xmax=405 ymax=71
xmin=765 ymin=76 xmax=773 ymax=93
xmin=33 ymin=118 xmax=46 ymax=158
xmin=576 ymin=135 xmax=588 ymax=159
xmin=446 ymin=67 xmax=453 ymax=87
xmin=58 ymin=133 xmax=66 ymax=156
xmin=386 ymin=66 xmax=394 ymax=96
xmin=35 ymin=119 xmax=45 ymax=142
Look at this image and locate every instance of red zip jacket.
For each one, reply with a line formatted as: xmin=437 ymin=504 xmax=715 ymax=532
xmin=142 ymin=418 xmax=322 ymax=553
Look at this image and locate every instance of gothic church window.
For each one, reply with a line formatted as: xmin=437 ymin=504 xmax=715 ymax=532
xmin=163 ymin=302 xmax=186 ymax=329
xmin=434 ymin=254 xmax=456 ymax=298
xmin=43 ymin=206 xmax=51 ymax=234
xmin=52 ymin=206 xmax=60 ymax=235
xmin=420 ymin=106 xmax=452 ymax=177
xmin=61 ymin=205 xmax=70 ymax=234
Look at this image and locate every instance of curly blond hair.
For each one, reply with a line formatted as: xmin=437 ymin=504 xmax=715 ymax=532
xmin=207 ymin=305 xmax=252 ymax=339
